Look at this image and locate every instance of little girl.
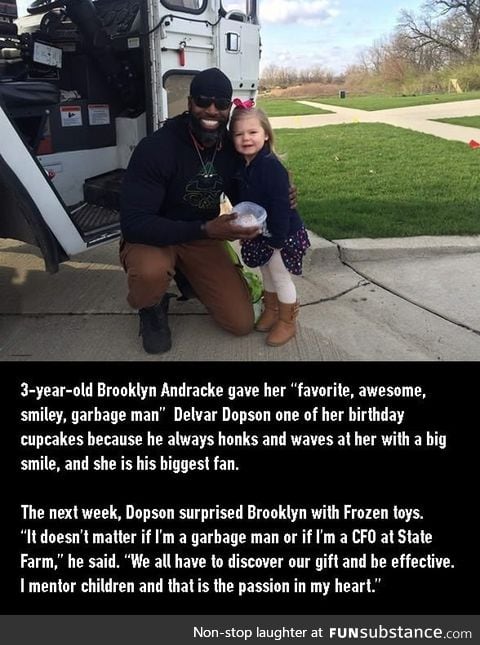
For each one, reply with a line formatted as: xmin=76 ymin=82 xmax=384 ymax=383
xmin=230 ymin=104 xmax=310 ymax=346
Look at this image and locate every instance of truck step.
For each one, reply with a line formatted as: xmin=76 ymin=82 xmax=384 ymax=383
xmin=70 ymin=202 xmax=120 ymax=242
xmin=83 ymin=168 xmax=125 ymax=211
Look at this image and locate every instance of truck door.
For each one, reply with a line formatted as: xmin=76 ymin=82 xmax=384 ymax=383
xmin=216 ymin=0 xmax=260 ymax=96
xmin=0 ymin=102 xmax=80 ymax=272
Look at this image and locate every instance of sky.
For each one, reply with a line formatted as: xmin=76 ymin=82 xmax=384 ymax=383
xmin=258 ymin=0 xmax=425 ymax=74
xmin=14 ymin=0 xmax=425 ymax=74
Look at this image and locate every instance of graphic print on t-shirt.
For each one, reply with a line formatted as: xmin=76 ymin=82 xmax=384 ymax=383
xmin=183 ymin=162 xmax=224 ymax=210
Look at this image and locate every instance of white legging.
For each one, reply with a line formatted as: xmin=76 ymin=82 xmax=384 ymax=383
xmin=260 ymin=249 xmax=297 ymax=304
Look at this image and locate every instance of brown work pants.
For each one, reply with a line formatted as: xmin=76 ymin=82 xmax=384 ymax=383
xmin=120 ymin=239 xmax=254 ymax=336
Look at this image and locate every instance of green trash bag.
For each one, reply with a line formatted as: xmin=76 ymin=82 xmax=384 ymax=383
xmin=224 ymin=242 xmax=263 ymax=306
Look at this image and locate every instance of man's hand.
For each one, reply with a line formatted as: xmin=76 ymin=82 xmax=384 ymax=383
xmin=204 ymin=213 xmax=260 ymax=241
xmin=288 ymin=182 xmax=298 ymax=210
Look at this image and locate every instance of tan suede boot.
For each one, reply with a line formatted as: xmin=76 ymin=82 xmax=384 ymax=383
xmin=255 ymin=291 xmax=279 ymax=332
xmin=266 ymin=301 xmax=299 ymax=346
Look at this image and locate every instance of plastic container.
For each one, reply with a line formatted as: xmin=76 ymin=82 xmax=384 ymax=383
xmin=232 ymin=201 xmax=267 ymax=229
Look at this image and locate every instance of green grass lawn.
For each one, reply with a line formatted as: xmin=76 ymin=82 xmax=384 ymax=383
xmin=275 ymin=123 xmax=480 ymax=239
xmin=311 ymin=91 xmax=480 ymax=111
xmin=256 ymin=97 xmax=332 ymax=117
xmin=432 ymin=115 xmax=480 ymax=128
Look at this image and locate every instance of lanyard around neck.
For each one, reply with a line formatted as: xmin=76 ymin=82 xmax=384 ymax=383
xmin=190 ymin=131 xmax=219 ymax=178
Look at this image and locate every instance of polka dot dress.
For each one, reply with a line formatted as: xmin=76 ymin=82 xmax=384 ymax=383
xmin=241 ymin=226 xmax=311 ymax=276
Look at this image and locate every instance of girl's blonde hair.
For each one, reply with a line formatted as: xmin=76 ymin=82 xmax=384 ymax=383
xmin=230 ymin=106 xmax=279 ymax=158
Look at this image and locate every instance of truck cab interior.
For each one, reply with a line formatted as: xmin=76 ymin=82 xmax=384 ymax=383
xmin=0 ymin=0 xmax=260 ymax=271
xmin=0 ymin=0 xmax=149 ymax=263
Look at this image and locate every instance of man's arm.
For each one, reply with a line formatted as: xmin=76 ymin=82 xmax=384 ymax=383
xmin=288 ymin=172 xmax=298 ymax=210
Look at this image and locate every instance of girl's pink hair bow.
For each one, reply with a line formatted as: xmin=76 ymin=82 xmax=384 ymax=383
xmin=233 ymin=98 xmax=255 ymax=109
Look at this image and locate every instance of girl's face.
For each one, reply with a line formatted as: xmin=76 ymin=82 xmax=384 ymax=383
xmin=231 ymin=115 xmax=268 ymax=163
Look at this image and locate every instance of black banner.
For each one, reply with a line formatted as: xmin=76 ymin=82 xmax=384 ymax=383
xmin=2 ymin=362 xmax=477 ymax=616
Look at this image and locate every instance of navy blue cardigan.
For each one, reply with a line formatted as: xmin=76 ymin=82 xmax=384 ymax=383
xmin=234 ymin=145 xmax=303 ymax=248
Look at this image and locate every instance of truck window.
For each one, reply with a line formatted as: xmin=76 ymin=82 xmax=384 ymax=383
xmin=164 ymin=72 xmax=195 ymax=118
xmin=161 ymin=0 xmax=206 ymax=13
xmin=220 ymin=1 xmax=258 ymax=23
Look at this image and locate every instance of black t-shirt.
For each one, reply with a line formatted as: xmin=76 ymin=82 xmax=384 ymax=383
xmin=120 ymin=114 xmax=239 ymax=246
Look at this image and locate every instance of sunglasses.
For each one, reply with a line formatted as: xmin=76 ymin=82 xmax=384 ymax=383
xmin=192 ymin=95 xmax=232 ymax=110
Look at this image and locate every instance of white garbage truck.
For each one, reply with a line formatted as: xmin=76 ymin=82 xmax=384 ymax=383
xmin=0 ymin=0 xmax=260 ymax=271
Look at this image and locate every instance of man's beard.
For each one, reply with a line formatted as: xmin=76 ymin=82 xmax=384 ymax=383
xmin=188 ymin=113 xmax=228 ymax=147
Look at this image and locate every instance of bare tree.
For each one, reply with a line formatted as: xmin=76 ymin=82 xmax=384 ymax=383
xmin=260 ymin=64 xmax=338 ymax=90
xmin=399 ymin=0 xmax=480 ymax=61
xmin=362 ymin=37 xmax=391 ymax=73
xmin=260 ymin=64 xmax=299 ymax=88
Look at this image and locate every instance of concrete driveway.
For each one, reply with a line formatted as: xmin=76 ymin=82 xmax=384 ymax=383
xmin=1 ymin=233 xmax=479 ymax=361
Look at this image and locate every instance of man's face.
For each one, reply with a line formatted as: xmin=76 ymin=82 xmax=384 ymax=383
xmin=188 ymin=96 xmax=231 ymax=146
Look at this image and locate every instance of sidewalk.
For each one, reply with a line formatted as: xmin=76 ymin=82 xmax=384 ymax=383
xmin=1 ymin=234 xmax=479 ymax=361
xmin=270 ymin=98 xmax=480 ymax=144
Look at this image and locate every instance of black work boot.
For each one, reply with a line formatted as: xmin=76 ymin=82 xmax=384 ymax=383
xmin=138 ymin=293 xmax=174 ymax=354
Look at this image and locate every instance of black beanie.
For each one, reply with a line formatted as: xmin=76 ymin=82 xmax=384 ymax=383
xmin=190 ymin=68 xmax=233 ymax=100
